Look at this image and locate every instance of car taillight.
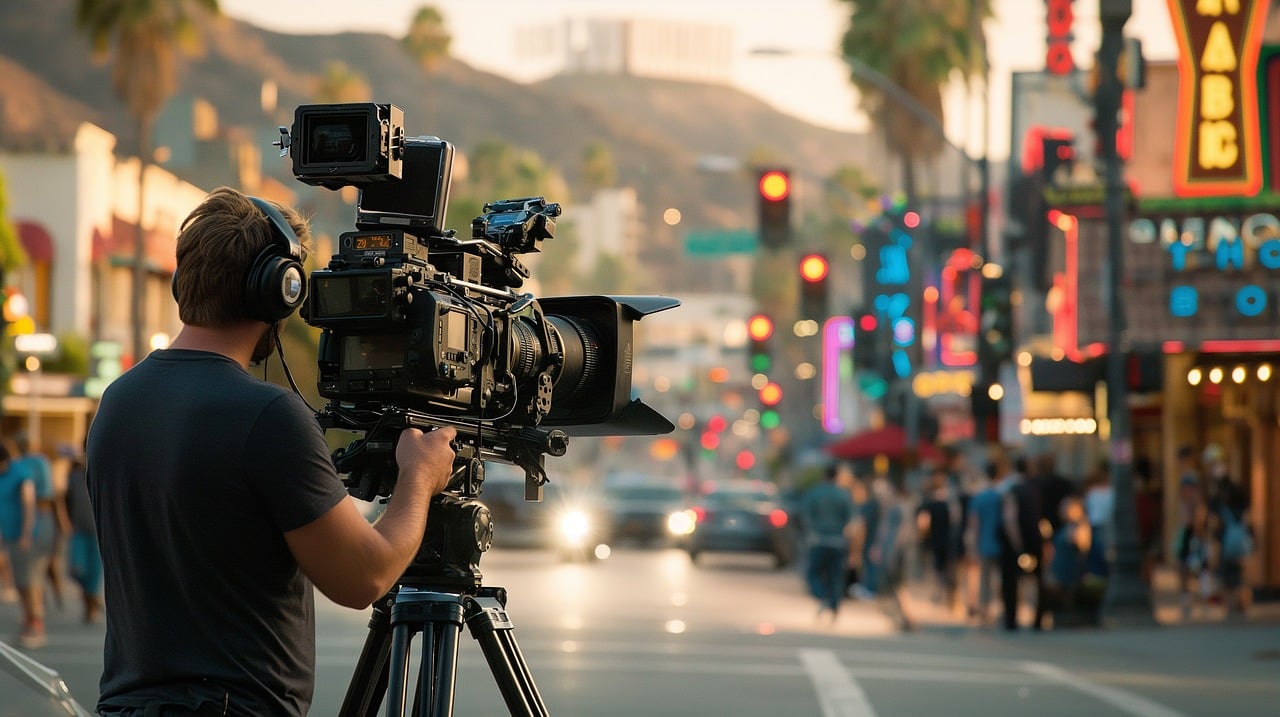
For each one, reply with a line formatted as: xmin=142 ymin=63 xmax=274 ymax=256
xmin=768 ymin=509 xmax=788 ymax=529
xmin=692 ymin=506 xmax=707 ymax=523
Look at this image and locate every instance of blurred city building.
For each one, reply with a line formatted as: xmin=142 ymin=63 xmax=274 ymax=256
xmin=516 ymin=17 xmax=733 ymax=85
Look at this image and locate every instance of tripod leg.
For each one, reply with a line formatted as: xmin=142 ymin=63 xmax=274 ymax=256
xmin=341 ymin=599 xmax=394 ymax=717
xmin=382 ymin=590 xmax=466 ymax=717
xmin=385 ymin=620 xmax=416 ymax=716
xmin=465 ymin=593 xmax=548 ymax=717
xmin=420 ymin=620 xmax=463 ymax=716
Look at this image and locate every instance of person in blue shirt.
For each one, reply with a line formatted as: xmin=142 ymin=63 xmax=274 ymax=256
xmin=13 ymin=433 xmax=64 ymax=611
xmin=965 ymin=450 xmax=1010 ymax=626
xmin=801 ymin=463 xmax=857 ymax=620
xmin=0 ymin=439 xmax=46 ymax=647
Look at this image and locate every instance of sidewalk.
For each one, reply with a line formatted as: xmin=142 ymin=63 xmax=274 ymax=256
xmin=892 ymin=564 xmax=1280 ymax=631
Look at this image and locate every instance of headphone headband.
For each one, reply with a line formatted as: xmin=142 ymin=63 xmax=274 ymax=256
xmin=248 ymin=196 xmax=302 ymax=262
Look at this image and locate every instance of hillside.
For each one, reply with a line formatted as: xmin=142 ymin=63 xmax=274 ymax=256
xmin=0 ymin=0 xmax=881 ymax=292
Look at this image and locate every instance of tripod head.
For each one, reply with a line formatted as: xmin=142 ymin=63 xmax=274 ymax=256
xmin=322 ymin=406 xmax=562 ymax=594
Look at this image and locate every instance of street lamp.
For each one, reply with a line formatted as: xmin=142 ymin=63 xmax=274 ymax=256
xmin=1095 ymin=0 xmax=1152 ymax=624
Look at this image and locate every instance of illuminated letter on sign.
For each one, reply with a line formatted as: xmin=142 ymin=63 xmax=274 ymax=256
xmin=1167 ymin=0 xmax=1268 ymax=196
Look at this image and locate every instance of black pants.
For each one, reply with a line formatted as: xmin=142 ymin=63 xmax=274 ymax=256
xmin=1000 ymin=549 xmax=1044 ymax=630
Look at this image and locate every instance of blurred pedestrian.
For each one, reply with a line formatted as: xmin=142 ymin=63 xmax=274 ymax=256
xmin=1042 ymin=494 xmax=1093 ymax=627
xmin=800 ymin=463 xmax=857 ymax=620
xmin=916 ymin=469 xmax=960 ymax=608
xmin=1082 ymin=461 xmax=1114 ymax=578
xmin=0 ymin=439 xmax=50 ymax=647
xmin=1173 ymin=445 xmax=1208 ymax=617
xmin=1030 ymin=452 xmax=1073 ymax=536
xmin=61 ymin=441 xmax=102 ymax=623
xmin=998 ymin=452 xmax=1044 ymax=631
xmin=863 ymin=475 xmax=914 ymax=629
xmin=850 ymin=474 xmax=883 ymax=600
xmin=13 ymin=433 xmax=67 ymax=612
xmin=965 ymin=457 xmax=1006 ymax=626
xmin=1202 ymin=444 xmax=1253 ymax=615
xmin=1133 ymin=456 xmax=1163 ymax=584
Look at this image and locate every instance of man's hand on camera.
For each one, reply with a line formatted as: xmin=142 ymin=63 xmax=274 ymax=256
xmin=396 ymin=427 xmax=457 ymax=498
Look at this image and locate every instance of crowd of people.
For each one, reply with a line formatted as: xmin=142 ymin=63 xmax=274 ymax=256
xmin=0 ymin=434 xmax=101 ymax=649
xmin=797 ymin=441 xmax=1255 ymax=630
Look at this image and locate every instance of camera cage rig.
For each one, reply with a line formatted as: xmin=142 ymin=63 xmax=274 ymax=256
xmin=276 ymin=103 xmax=678 ymax=511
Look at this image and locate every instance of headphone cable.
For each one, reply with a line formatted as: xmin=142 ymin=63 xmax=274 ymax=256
xmin=272 ymin=323 xmax=317 ymax=413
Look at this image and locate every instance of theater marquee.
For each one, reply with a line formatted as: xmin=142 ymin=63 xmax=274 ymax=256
xmin=1167 ymin=0 xmax=1269 ymax=197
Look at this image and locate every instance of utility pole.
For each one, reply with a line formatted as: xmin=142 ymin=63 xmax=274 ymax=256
xmin=1097 ymin=0 xmax=1152 ymax=623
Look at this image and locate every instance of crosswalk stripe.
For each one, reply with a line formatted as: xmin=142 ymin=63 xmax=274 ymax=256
xmin=799 ymin=649 xmax=878 ymax=717
xmin=1022 ymin=662 xmax=1188 ymax=717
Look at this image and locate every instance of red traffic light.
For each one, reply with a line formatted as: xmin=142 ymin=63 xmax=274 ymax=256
xmin=799 ymin=254 xmax=829 ymax=283
xmin=747 ymin=313 xmax=774 ymax=341
xmin=758 ymin=170 xmax=791 ymax=201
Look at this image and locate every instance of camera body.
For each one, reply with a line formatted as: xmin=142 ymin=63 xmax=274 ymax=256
xmin=281 ymin=102 xmax=678 ymax=494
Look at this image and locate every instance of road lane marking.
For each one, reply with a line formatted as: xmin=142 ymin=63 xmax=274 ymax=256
xmin=799 ymin=649 xmax=878 ymax=717
xmin=1022 ymin=662 xmax=1188 ymax=717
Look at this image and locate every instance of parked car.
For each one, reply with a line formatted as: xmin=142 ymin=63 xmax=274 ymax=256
xmin=598 ymin=479 xmax=689 ymax=547
xmin=681 ymin=481 xmax=796 ymax=568
xmin=480 ymin=464 xmax=606 ymax=561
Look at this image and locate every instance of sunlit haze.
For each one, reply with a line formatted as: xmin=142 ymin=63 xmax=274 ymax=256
xmin=216 ymin=0 xmax=1178 ymax=161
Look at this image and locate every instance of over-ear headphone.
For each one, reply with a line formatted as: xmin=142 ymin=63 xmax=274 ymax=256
xmin=243 ymin=197 xmax=307 ymax=323
xmin=170 ymin=196 xmax=307 ymax=324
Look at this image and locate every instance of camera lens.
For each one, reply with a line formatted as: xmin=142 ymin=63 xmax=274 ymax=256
xmin=545 ymin=315 xmax=601 ymax=406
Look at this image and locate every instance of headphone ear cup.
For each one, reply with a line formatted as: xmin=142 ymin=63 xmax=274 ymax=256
xmin=244 ymin=248 xmax=307 ymax=324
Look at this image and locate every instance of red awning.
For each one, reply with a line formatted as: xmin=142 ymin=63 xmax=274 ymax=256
xmin=16 ymin=221 xmax=53 ymax=262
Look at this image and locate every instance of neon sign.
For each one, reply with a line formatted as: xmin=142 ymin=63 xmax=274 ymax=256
xmin=1167 ymin=0 xmax=1269 ymax=197
xmin=1130 ymin=210 xmax=1280 ymax=319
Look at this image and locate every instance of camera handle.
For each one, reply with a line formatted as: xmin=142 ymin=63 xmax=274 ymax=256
xmin=340 ymin=585 xmax=548 ymax=717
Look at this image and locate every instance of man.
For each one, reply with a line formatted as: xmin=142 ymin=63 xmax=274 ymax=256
xmin=997 ymin=451 xmax=1044 ymax=631
xmin=800 ymin=463 xmax=857 ymax=620
xmin=964 ymin=458 xmax=1005 ymax=626
xmin=1029 ymin=452 xmax=1073 ymax=535
xmin=88 ymin=187 xmax=457 ymax=716
xmin=1202 ymin=444 xmax=1252 ymax=615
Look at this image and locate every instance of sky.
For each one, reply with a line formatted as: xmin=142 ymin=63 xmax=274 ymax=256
xmin=215 ymin=0 xmax=1182 ymax=162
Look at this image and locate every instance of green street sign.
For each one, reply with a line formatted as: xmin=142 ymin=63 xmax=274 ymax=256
xmin=684 ymin=229 xmax=757 ymax=257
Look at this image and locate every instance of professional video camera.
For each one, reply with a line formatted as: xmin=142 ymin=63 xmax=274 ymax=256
xmin=276 ymin=101 xmax=677 ymax=510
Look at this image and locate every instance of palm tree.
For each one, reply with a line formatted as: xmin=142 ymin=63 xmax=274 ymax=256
xmin=314 ymin=61 xmax=372 ymax=104
xmin=402 ymin=6 xmax=452 ymax=72
xmin=837 ymin=0 xmax=991 ymax=201
xmin=75 ymin=0 xmax=220 ymax=364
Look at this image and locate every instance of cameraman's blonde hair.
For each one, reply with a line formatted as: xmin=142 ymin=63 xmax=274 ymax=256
xmin=173 ymin=187 xmax=311 ymax=327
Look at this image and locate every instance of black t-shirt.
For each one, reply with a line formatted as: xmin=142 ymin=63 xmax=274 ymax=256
xmin=87 ymin=349 xmax=349 ymax=716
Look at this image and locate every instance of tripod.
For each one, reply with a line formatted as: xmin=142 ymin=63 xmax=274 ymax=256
xmin=339 ymin=582 xmax=547 ymax=717
xmin=338 ymin=490 xmax=549 ymax=717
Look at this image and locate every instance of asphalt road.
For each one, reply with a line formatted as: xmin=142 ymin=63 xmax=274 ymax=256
xmin=5 ymin=546 xmax=1280 ymax=716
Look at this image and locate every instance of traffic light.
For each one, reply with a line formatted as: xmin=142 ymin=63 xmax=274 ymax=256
xmin=746 ymin=313 xmax=774 ymax=374
xmin=978 ymin=274 xmax=1014 ymax=383
xmin=1041 ymin=133 xmax=1076 ymax=186
xmin=798 ymin=253 xmax=829 ymax=320
xmin=756 ymin=168 xmax=792 ymax=249
xmin=851 ymin=311 xmax=881 ymax=372
xmin=758 ymin=380 xmax=783 ymax=431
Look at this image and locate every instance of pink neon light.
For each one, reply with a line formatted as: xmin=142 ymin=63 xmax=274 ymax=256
xmin=822 ymin=317 xmax=854 ymax=434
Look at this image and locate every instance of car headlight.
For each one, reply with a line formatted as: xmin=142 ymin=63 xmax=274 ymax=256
xmin=666 ymin=509 xmax=696 ymax=536
xmin=558 ymin=510 xmax=591 ymax=544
